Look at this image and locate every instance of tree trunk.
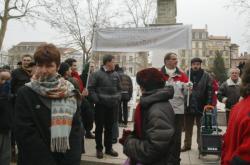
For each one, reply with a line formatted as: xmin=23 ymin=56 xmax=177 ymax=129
xmin=0 ymin=18 xmax=8 ymax=50
xmin=0 ymin=0 xmax=10 ymax=50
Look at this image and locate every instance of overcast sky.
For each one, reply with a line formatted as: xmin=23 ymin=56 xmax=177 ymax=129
xmin=3 ymin=0 xmax=249 ymax=52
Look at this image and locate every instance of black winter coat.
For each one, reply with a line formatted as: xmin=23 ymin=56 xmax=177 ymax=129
xmin=14 ymin=86 xmax=82 ymax=165
xmin=0 ymin=97 xmax=13 ymax=133
xmin=11 ymin=68 xmax=31 ymax=95
xmin=185 ymin=69 xmax=213 ymax=115
xmin=123 ymin=87 xmax=176 ymax=165
xmin=88 ymin=67 xmax=121 ymax=107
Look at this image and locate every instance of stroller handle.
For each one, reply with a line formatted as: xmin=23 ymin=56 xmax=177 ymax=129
xmin=203 ymin=105 xmax=214 ymax=112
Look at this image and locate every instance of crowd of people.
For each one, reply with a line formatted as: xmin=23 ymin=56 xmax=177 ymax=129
xmin=0 ymin=44 xmax=249 ymax=165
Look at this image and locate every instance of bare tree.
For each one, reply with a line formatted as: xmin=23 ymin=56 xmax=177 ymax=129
xmin=0 ymin=0 xmax=42 ymax=50
xmin=123 ymin=0 xmax=157 ymax=27
xmin=228 ymin=0 xmax=250 ymax=45
xmin=40 ymin=0 xmax=117 ymax=64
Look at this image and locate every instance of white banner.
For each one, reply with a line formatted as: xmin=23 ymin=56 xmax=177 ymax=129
xmin=92 ymin=25 xmax=192 ymax=52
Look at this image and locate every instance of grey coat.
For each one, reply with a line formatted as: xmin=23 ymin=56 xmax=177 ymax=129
xmin=88 ymin=67 xmax=121 ymax=107
xmin=123 ymin=87 xmax=176 ymax=165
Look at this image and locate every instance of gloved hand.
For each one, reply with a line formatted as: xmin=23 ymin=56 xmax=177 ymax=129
xmin=119 ymin=129 xmax=132 ymax=145
xmin=186 ymin=81 xmax=193 ymax=89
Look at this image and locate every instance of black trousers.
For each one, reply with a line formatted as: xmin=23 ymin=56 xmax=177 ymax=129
xmin=94 ymin=104 xmax=115 ymax=151
xmin=81 ymin=99 xmax=94 ymax=133
xmin=172 ymin=114 xmax=184 ymax=165
xmin=119 ymin=100 xmax=128 ymax=125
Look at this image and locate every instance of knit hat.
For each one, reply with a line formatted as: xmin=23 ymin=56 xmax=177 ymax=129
xmin=191 ymin=57 xmax=202 ymax=64
xmin=136 ymin=68 xmax=166 ymax=91
xmin=58 ymin=62 xmax=70 ymax=77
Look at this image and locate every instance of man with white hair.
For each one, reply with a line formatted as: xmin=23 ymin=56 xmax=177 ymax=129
xmin=217 ymin=68 xmax=241 ymax=125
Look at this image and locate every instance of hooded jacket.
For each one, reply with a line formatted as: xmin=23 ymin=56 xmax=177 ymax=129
xmin=123 ymin=87 xmax=176 ymax=165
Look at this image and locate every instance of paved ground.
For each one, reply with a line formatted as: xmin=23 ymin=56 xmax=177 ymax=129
xmin=10 ymin=124 xmax=225 ymax=165
xmin=82 ymin=123 xmax=226 ymax=165
xmin=11 ymin=101 xmax=227 ymax=165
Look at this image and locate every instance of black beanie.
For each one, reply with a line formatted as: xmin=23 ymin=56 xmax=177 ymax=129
xmin=191 ymin=57 xmax=202 ymax=64
xmin=58 ymin=62 xmax=70 ymax=76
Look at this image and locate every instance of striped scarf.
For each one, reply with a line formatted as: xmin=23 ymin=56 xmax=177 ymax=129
xmin=25 ymin=74 xmax=77 ymax=153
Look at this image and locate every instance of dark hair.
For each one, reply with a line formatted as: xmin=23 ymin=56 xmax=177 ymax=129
xmin=136 ymin=68 xmax=166 ymax=91
xmin=34 ymin=44 xmax=61 ymax=67
xmin=114 ymin=64 xmax=123 ymax=72
xmin=191 ymin=57 xmax=202 ymax=64
xmin=240 ymin=60 xmax=250 ymax=97
xmin=164 ymin=52 xmax=177 ymax=64
xmin=17 ymin=61 xmax=22 ymax=65
xmin=103 ymin=54 xmax=114 ymax=65
xmin=22 ymin=54 xmax=32 ymax=59
xmin=65 ymin=58 xmax=77 ymax=67
xmin=58 ymin=62 xmax=70 ymax=77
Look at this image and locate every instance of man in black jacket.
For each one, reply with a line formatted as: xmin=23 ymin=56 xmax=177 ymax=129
xmin=11 ymin=54 xmax=32 ymax=95
xmin=115 ymin=65 xmax=133 ymax=127
xmin=10 ymin=54 xmax=33 ymax=161
xmin=181 ymin=57 xmax=213 ymax=152
xmin=0 ymin=69 xmax=12 ymax=165
xmin=88 ymin=54 xmax=121 ymax=159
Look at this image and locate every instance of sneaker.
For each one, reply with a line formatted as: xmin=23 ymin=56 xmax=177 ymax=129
xmin=96 ymin=150 xmax=104 ymax=159
xmin=105 ymin=149 xmax=119 ymax=157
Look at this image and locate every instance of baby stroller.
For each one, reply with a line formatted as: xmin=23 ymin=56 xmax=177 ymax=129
xmin=199 ymin=105 xmax=222 ymax=159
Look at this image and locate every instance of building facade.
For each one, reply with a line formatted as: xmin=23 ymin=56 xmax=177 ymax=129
xmin=178 ymin=26 xmax=237 ymax=71
xmin=8 ymin=42 xmax=83 ymax=71
xmin=92 ymin=52 xmax=148 ymax=76
xmin=8 ymin=42 xmax=46 ymax=68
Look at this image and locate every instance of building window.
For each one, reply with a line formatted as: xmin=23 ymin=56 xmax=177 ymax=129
xmin=122 ymin=56 xmax=126 ymax=62
xmin=195 ymin=42 xmax=199 ymax=48
xmin=202 ymin=33 xmax=207 ymax=39
xmin=182 ymin=50 xmax=185 ymax=56
xmin=195 ymin=32 xmax=199 ymax=39
xmin=129 ymin=67 xmax=133 ymax=74
xmin=116 ymin=55 xmax=120 ymax=62
xmin=202 ymin=42 xmax=206 ymax=48
xmin=129 ymin=56 xmax=133 ymax=61
xmin=195 ymin=50 xmax=199 ymax=57
xmin=199 ymin=32 xmax=202 ymax=39
xmin=202 ymin=51 xmax=206 ymax=57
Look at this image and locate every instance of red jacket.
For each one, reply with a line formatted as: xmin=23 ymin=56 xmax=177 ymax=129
xmin=221 ymin=96 xmax=250 ymax=165
xmin=161 ymin=66 xmax=188 ymax=83
xmin=71 ymin=71 xmax=84 ymax=92
xmin=212 ymin=79 xmax=219 ymax=106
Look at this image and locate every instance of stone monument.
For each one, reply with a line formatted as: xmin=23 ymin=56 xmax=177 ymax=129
xmin=156 ymin=0 xmax=177 ymax=24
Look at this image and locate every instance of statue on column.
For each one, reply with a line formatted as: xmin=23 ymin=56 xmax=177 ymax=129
xmin=157 ymin=0 xmax=177 ymax=24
